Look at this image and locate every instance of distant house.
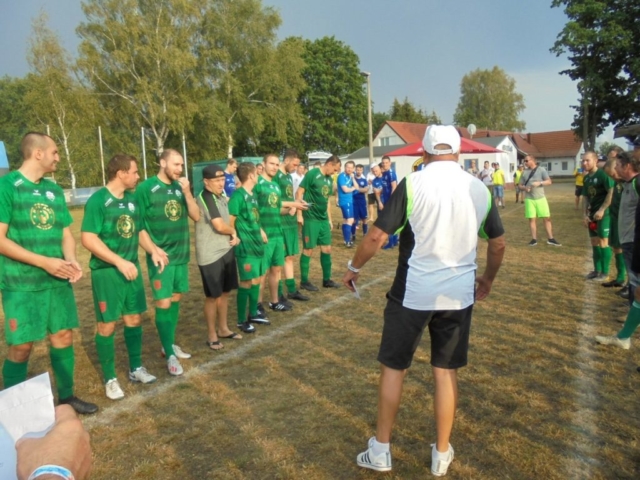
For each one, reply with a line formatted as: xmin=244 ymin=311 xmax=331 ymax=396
xmin=471 ymin=136 xmax=518 ymax=177
xmin=0 ymin=141 xmax=9 ymax=178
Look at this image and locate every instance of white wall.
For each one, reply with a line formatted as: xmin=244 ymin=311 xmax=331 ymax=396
xmin=374 ymin=124 xmax=405 ymax=147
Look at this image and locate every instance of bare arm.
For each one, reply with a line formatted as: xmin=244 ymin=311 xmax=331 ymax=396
xmin=475 ymin=234 xmax=506 ymax=301
xmin=81 ymin=231 xmax=138 ymax=280
xmin=296 ymin=187 xmax=306 ymax=225
xmin=139 ymin=229 xmax=168 ymax=272
xmin=595 ymin=186 xmax=614 ymax=220
xmin=62 ymin=228 xmax=82 ymax=283
xmin=177 ymin=178 xmax=200 ymax=222
xmin=342 ymin=225 xmax=389 ymax=290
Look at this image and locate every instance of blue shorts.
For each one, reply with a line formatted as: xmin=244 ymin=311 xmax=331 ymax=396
xmin=340 ymin=203 xmax=354 ymax=219
xmin=493 ymin=185 xmax=504 ymax=198
xmin=354 ymin=201 xmax=368 ymax=221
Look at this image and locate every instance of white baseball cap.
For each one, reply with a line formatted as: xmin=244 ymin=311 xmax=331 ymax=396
xmin=422 ymin=125 xmax=461 ymax=155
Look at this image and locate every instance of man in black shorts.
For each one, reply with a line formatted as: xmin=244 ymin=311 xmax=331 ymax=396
xmin=194 ymin=164 xmax=242 ymax=349
xmin=343 ymin=125 xmax=505 ymax=476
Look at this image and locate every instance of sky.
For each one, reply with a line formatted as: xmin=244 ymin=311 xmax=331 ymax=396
xmin=0 ymin=0 xmax=622 ymax=144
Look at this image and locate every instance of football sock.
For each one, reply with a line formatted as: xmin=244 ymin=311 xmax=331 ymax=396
xmin=351 ymin=223 xmax=357 ymax=239
xmin=342 ymin=224 xmax=351 ymax=243
xmin=95 ymin=333 xmax=116 ymax=382
xmin=618 ymin=301 xmax=640 ymax=339
xmin=155 ymin=306 xmax=175 ymax=357
xmin=286 ymin=278 xmax=296 ymax=294
xmin=170 ymin=301 xmax=180 ymax=328
xmin=363 ymin=223 xmax=369 ymax=235
xmin=371 ymin=438 xmax=390 ymax=457
xmin=300 ymin=254 xmax=311 ymax=283
xmin=615 ymin=253 xmax=627 ymax=283
xmin=249 ymin=284 xmax=260 ymax=316
xmin=592 ymin=246 xmax=601 ymax=272
xmin=278 ymin=280 xmax=284 ymax=299
xmin=600 ymin=246 xmax=612 ymax=275
xmin=50 ymin=345 xmax=75 ymax=400
xmin=237 ymin=286 xmax=250 ymax=323
xmin=123 ymin=326 xmax=143 ymax=372
xmin=320 ymin=252 xmax=332 ymax=281
xmin=2 ymin=358 xmax=28 ymax=389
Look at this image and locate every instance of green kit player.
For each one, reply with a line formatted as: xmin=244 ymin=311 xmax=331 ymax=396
xmin=601 ymin=157 xmax=627 ymax=288
xmin=0 ymin=132 xmax=97 ymax=414
xmin=81 ymin=154 xmax=167 ymax=400
xmin=296 ymin=155 xmax=342 ymax=291
xmin=582 ymin=151 xmax=615 ymax=281
xmin=229 ymin=162 xmax=268 ymax=333
xmin=137 ymin=149 xmax=200 ymax=376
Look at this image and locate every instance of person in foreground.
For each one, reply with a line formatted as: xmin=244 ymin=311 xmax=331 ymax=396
xmin=16 ymin=404 xmax=92 ymax=480
xmin=343 ymin=125 xmax=506 ymax=476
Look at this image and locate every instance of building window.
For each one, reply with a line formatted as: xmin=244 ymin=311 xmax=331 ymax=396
xmin=547 ymin=163 xmax=552 ymax=172
xmin=380 ymin=137 xmax=390 ymax=146
xmin=562 ymin=161 xmax=568 ymax=171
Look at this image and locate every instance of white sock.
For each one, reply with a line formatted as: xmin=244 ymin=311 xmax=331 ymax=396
xmin=371 ymin=438 xmax=390 ymax=456
xmin=433 ymin=443 xmax=451 ymax=457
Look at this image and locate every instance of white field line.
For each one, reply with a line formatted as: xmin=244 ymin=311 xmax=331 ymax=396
xmin=83 ymin=275 xmax=391 ymax=429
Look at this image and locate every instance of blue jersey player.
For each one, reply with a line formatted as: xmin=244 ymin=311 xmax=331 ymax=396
xmin=352 ymin=164 xmax=369 ymax=241
xmin=223 ymin=158 xmax=237 ymax=197
xmin=380 ymin=156 xmax=398 ymax=248
xmin=337 ymin=161 xmax=360 ymax=247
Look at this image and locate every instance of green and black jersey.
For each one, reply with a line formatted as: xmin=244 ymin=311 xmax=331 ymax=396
xmin=274 ymin=170 xmax=296 ymax=229
xmin=582 ymin=169 xmax=614 ymax=215
xmin=254 ymin=176 xmax=283 ymax=240
xmin=299 ymin=167 xmax=333 ymax=221
xmin=228 ymin=187 xmax=264 ymax=258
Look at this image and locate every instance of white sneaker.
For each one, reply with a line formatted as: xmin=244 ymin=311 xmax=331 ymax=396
xmin=356 ymin=437 xmax=392 ymax=472
xmin=105 ymin=378 xmax=125 ymax=400
xmin=167 ymin=355 xmax=183 ymax=376
xmin=129 ymin=366 xmax=157 ymax=384
xmin=431 ymin=443 xmax=454 ymax=477
xmin=595 ymin=335 xmax=630 ymax=350
xmin=161 ymin=344 xmax=192 ymax=359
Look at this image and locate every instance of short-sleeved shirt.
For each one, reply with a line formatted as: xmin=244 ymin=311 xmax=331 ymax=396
xmin=492 ymin=169 xmax=505 ymax=186
xmin=582 ymin=168 xmax=614 ymax=215
xmin=372 ymin=177 xmax=383 ymax=194
xmin=354 ymin=174 xmax=368 ymax=204
xmin=620 ymin=176 xmax=640 ymax=244
xmin=195 ymin=190 xmax=232 ymax=266
xmin=136 ymin=176 xmax=190 ymax=265
xmin=514 ymin=170 xmax=523 ymax=184
xmin=381 ymin=169 xmax=397 ymax=202
xmin=274 ymin=170 xmax=296 ymax=230
xmin=81 ymin=187 xmax=141 ymax=270
xmin=366 ymin=172 xmax=375 ymax=194
xmin=254 ymin=176 xmax=283 ymax=240
xmin=0 ymin=171 xmax=72 ymax=291
xmin=224 ymin=172 xmax=236 ymax=197
xmin=574 ymin=168 xmax=584 ymax=187
xmin=337 ymin=172 xmax=354 ymax=207
xmin=299 ymin=167 xmax=333 ymax=221
xmin=519 ymin=167 xmax=550 ymax=200
xmin=478 ymin=168 xmax=494 ymax=186
xmin=228 ymin=186 xmax=264 ymax=258
xmin=610 ymin=182 xmax=623 ymax=219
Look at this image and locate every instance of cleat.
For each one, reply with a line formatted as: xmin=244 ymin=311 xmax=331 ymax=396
xmin=161 ymin=344 xmax=192 ymax=359
xmin=546 ymin=238 xmax=562 ymax=246
xmin=602 ymin=279 xmax=624 ymax=288
xmin=322 ymin=279 xmax=340 ymax=288
xmin=528 ymin=239 xmax=538 ymax=247
xmin=595 ymin=335 xmax=630 ymax=349
xmin=105 ymin=378 xmax=125 ymax=400
xmin=278 ymin=295 xmax=294 ymax=308
xmin=59 ymin=395 xmax=99 ymax=414
xmin=300 ymin=281 xmax=319 ymax=292
xmin=248 ymin=313 xmax=271 ymax=325
xmin=269 ymin=301 xmax=291 ymax=312
xmin=237 ymin=322 xmax=256 ymax=333
xmin=167 ymin=355 xmax=183 ymax=376
xmin=288 ymin=290 xmax=310 ymax=301
xmin=585 ymin=271 xmax=599 ymax=280
xmin=129 ymin=366 xmax=157 ymax=384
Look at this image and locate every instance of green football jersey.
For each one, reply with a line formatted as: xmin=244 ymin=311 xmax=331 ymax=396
xmin=582 ymin=168 xmax=614 ymax=215
xmin=254 ymin=175 xmax=283 ymax=240
xmin=610 ymin=181 xmax=623 ymax=218
xmin=0 ymin=171 xmax=72 ymax=291
xmin=299 ymin=167 xmax=333 ymax=221
xmin=228 ymin=186 xmax=264 ymax=258
xmin=82 ymin=187 xmax=141 ymax=270
xmin=136 ymin=176 xmax=190 ymax=265
xmin=275 ymin=170 xmax=297 ymax=229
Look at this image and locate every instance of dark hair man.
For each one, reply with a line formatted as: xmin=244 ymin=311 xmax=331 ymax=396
xmin=224 ymin=158 xmax=238 ymax=197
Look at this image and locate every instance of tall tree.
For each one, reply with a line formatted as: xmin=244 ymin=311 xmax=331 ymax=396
xmin=453 ymin=66 xmax=526 ymax=132
xmin=299 ymin=36 xmax=368 ymax=154
xmin=389 ymin=97 xmax=441 ymax=124
xmin=0 ymin=76 xmax=37 ymax=169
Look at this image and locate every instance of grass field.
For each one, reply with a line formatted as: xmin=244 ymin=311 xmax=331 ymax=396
xmin=2 ymin=182 xmax=640 ymax=479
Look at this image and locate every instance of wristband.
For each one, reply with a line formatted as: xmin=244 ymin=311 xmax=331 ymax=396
xmin=28 ymin=465 xmax=75 ymax=480
xmin=347 ymin=260 xmax=361 ymax=273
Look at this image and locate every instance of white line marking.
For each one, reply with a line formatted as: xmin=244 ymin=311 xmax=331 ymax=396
xmin=84 ymin=275 xmax=391 ymax=429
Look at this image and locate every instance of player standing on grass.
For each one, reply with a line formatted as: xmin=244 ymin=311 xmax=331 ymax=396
xmin=343 ymin=125 xmax=505 ymax=476
xmin=223 ymin=158 xmax=238 ymax=197
xmin=81 ymin=154 xmax=165 ymax=399
xmin=337 ymin=161 xmax=360 ymax=248
xmin=296 ymin=155 xmax=342 ymax=291
xmin=352 ymin=164 xmax=369 ymax=242
xmin=136 ymin=149 xmax=200 ymax=376
xmin=0 ymin=132 xmax=97 ymax=414
xmin=601 ymin=158 xmax=627 ymax=289
xmin=380 ymin=156 xmax=398 ymax=248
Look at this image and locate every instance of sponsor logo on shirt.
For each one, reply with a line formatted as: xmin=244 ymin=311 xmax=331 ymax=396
xmin=117 ymin=214 xmax=135 ymax=239
xmin=14 ymin=179 xmax=23 ymax=187
xmin=176 ymin=190 xmax=182 ymax=198
xmin=32 ymin=189 xmax=41 ymax=196
xmin=128 ymin=202 xmax=135 ymax=212
xmin=30 ymin=203 xmax=55 ymax=230
xmin=165 ymin=199 xmax=182 ymax=221
xmin=151 ymin=185 xmax=160 ymax=193
xmin=46 ymin=191 xmax=55 ymax=201
xmin=105 ymin=198 xmax=113 ymax=207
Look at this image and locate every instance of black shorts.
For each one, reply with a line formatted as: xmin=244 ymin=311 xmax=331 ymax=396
xmin=198 ymin=249 xmax=239 ymax=298
xmin=575 ymin=186 xmax=583 ymax=197
xmin=367 ymin=193 xmax=377 ymax=206
xmin=377 ymin=297 xmax=473 ymax=370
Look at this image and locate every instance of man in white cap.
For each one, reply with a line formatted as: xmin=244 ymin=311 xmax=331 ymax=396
xmin=343 ymin=125 xmax=506 ymax=476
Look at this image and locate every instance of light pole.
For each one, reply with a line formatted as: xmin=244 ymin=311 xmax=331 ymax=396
xmin=361 ymin=71 xmax=374 ymax=166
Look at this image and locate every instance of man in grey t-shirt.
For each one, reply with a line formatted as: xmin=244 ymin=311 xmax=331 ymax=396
xmin=518 ymin=154 xmax=561 ymax=247
xmin=615 ymin=151 xmax=640 ymax=300
xmin=195 ymin=164 xmax=242 ymax=349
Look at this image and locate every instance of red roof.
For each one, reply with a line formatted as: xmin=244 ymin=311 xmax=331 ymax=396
xmin=528 ymin=130 xmax=582 ymax=158
xmin=386 ymin=139 xmax=501 ymax=157
xmin=383 ymin=121 xmax=471 ymax=143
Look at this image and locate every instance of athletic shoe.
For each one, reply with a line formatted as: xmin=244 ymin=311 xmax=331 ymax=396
xmin=237 ymin=322 xmax=256 ymax=333
xmin=345 ymin=242 xmax=353 ymax=248
xmin=105 ymin=379 xmax=125 ymax=400
xmin=279 ymin=295 xmax=294 ymax=308
xmin=300 ymin=281 xmax=319 ymax=292
xmin=602 ymin=279 xmax=624 ymax=288
xmin=594 ymin=273 xmax=609 ymax=282
xmin=248 ymin=313 xmax=271 ymax=325
xmin=528 ymin=239 xmax=538 ymax=247
xmin=619 ymin=289 xmax=630 ymax=299
xmin=356 ymin=437 xmax=392 ymax=472
xmin=167 ymin=355 xmax=183 ymax=376
xmin=595 ymin=335 xmax=630 ymax=350
xmin=547 ymin=238 xmax=562 ymax=246
xmin=288 ymin=290 xmax=310 ymax=301
xmin=323 ymin=279 xmax=340 ymax=288
xmin=129 ymin=366 xmax=157 ymax=384
xmin=431 ymin=443 xmax=454 ymax=477
xmin=585 ymin=271 xmax=599 ymax=280
xmin=161 ymin=344 xmax=192 ymax=359
xmin=382 ymin=242 xmax=393 ymax=250
xmin=257 ymin=303 xmax=267 ymax=317
xmin=269 ymin=301 xmax=291 ymax=312
xmin=59 ymin=395 xmax=99 ymax=415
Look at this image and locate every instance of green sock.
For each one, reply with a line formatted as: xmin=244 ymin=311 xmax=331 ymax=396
xmin=170 ymin=301 xmax=180 ymax=329
xmin=249 ymin=284 xmax=260 ymax=316
xmin=320 ymin=252 xmax=332 ymax=281
xmin=278 ymin=280 xmax=284 ymax=299
xmin=615 ymin=252 xmax=627 ymax=283
xmin=237 ymin=287 xmax=250 ymax=323
xmin=50 ymin=345 xmax=75 ymax=400
xmin=592 ymin=246 xmax=601 ymax=272
xmin=600 ymin=246 xmax=612 ymax=275
xmin=2 ymin=359 xmax=28 ymax=389
xmin=95 ymin=333 xmax=116 ymax=382
xmin=155 ymin=307 xmax=175 ymax=357
xmin=123 ymin=326 xmax=143 ymax=372
xmin=286 ymin=278 xmax=296 ymax=294
xmin=618 ymin=301 xmax=640 ymax=339
xmin=300 ymin=254 xmax=311 ymax=283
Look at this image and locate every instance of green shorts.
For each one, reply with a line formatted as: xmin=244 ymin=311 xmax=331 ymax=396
xmin=262 ymin=237 xmax=285 ymax=270
xmin=282 ymin=226 xmax=299 ymax=257
xmin=524 ymin=197 xmax=551 ymax=219
xmin=2 ymin=284 xmax=79 ymax=346
xmin=236 ymin=256 xmax=265 ymax=282
xmin=302 ymin=219 xmax=332 ymax=249
xmin=91 ymin=265 xmax=147 ymax=322
xmin=609 ymin=216 xmax=619 ymax=247
xmin=147 ymin=262 xmax=189 ymax=301
xmin=588 ymin=215 xmax=611 ymax=239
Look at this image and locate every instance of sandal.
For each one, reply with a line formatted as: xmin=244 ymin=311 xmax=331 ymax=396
xmin=219 ymin=332 xmax=242 ymax=340
xmin=206 ymin=340 xmax=224 ymax=351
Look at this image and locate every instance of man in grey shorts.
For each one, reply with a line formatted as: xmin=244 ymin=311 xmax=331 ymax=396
xmin=195 ymin=164 xmax=243 ymax=349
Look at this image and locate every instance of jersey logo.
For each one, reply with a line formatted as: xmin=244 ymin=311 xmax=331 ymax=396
xmin=105 ymin=198 xmax=113 ymax=207
xmin=286 ymin=185 xmax=293 ymax=198
xmin=117 ymin=214 xmax=135 ymax=238
xmin=33 ymin=189 xmax=41 ymax=196
xmin=30 ymin=203 xmax=55 ymax=230
xmin=154 ymin=280 xmax=162 ymax=290
xmin=9 ymin=318 xmax=17 ymax=332
xmin=244 ymin=263 xmax=252 ymax=272
xmin=13 ymin=179 xmax=23 ymax=187
xmin=151 ymin=185 xmax=160 ymax=193
xmin=252 ymin=207 xmax=260 ymax=222
xmin=46 ymin=191 xmax=55 ymax=201
xmin=268 ymin=192 xmax=278 ymax=208
xmin=322 ymin=185 xmax=330 ymax=198
xmin=99 ymin=302 xmax=107 ymax=313
xmin=176 ymin=190 xmax=183 ymax=198
xmin=128 ymin=202 xmax=135 ymax=212
xmin=165 ymin=200 xmax=183 ymax=221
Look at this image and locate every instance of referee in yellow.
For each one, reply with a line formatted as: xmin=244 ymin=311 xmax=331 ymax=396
xmin=573 ymin=161 xmax=585 ymax=210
